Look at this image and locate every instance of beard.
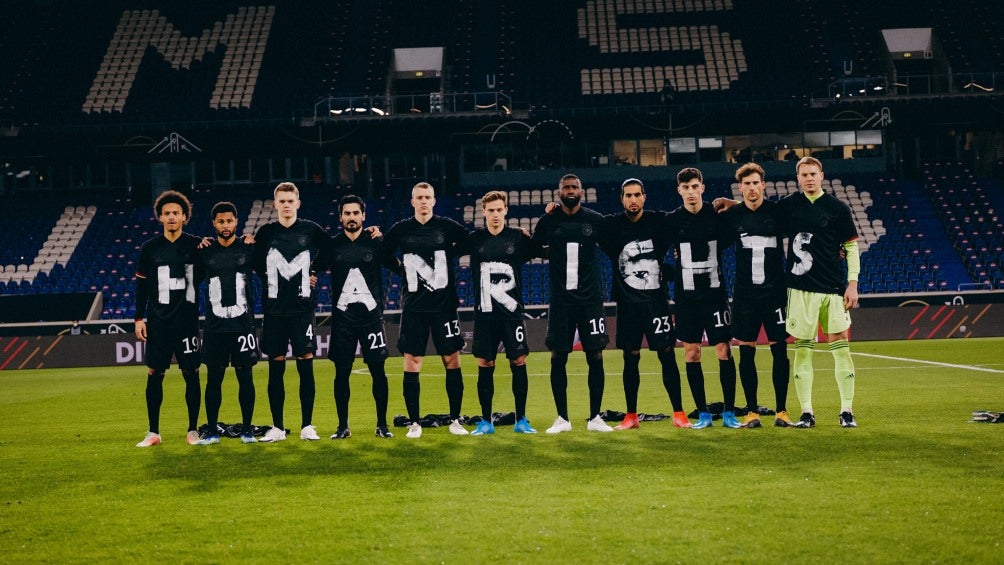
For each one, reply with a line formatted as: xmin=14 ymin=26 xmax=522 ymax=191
xmin=624 ymin=207 xmax=642 ymax=219
xmin=560 ymin=194 xmax=581 ymax=209
xmin=343 ymin=221 xmax=361 ymax=233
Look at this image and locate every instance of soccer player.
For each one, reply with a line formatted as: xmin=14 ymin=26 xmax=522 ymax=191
xmin=667 ymin=168 xmax=741 ymax=430
xmin=532 ymin=173 xmax=613 ymax=434
xmin=600 ymin=178 xmax=691 ymax=430
xmin=721 ymin=164 xmax=792 ymax=428
xmin=467 ymin=190 xmax=541 ymax=435
xmin=134 ymin=190 xmax=204 ymax=447
xmin=780 ymin=157 xmax=859 ymax=428
xmin=314 ymin=194 xmax=397 ymax=439
xmin=383 ymin=182 xmax=469 ymax=439
xmin=196 ymin=201 xmax=259 ymax=445
xmin=253 ymin=182 xmax=330 ymax=442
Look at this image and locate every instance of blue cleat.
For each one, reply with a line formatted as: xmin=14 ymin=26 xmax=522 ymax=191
xmin=513 ymin=417 xmax=537 ymax=434
xmin=692 ymin=412 xmax=713 ymax=429
xmin=721 ymin=411 xmax=742 ymax=429
xmin=471 ymin=420 xmax=495 ymax=436
xmin=240 ymin=434 xmax=258 ymax=444
xmin=195 ymin=434 xmax=220 ymax=445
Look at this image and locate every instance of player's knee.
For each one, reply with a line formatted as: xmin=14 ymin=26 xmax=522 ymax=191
xmin=550 ymin=351 xmax=568 ymax=366
xmin=683 ymin=344 xmax=701 ymax=362
xmin=714 ymin=342 xmax=732 ymax=360
xmin=623 ymin=350 xmax=641 ymax=365
xmin=443 ymin=352 xmax=460 ymax=369
xmin=404 ymin=354 xmax=423 ymax=372
xmin=585 ymin=351 xmax=604 ymax=368
xmin=510 ymin=356 xmax=526 ymax=367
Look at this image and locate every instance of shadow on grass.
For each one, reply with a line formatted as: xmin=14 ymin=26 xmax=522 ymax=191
xmin=139 ymin=422 xmax=1002 ymax=493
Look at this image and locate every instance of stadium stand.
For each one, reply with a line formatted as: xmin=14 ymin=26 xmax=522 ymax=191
xmin=0 ymin=2 xmax=1002 ymax=320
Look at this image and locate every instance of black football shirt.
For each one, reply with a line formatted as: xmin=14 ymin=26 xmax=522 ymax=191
xmin=531 ymin=207 xmax=606 ymax=305
xmin=318 ymin=231 xmax=390 ymax=326
xmin=199 ymin=239 xmax=256 ymax=333
xmin=601 ymin=211 xmax=673 ymax=304
xmin=253 ymin=219 xmax=329 ymax=316
xmin=135 ymin=233 xmax=203 ymax=328
xmin=383 ymin=215 xmax=467 ymax=312
xmin=468 ymin=226 xmax=539 ymax=320
xmin=777 ymin=192 xmax=858 ymax=295
xmin=665 ymin=203 xmax=731 ymax=302
xmin=722 ymin=200 xmax=787 ymax=296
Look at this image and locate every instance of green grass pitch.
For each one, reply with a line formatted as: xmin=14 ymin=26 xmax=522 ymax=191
xmin=2 ymin=338 xmax=1003 ymax=562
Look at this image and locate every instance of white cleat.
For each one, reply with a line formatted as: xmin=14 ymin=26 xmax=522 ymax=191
xmin=259 ymin=426 xmax=287 ymax=443
xmin=405 ymin=422 xmax=423 ymax=438
xmin=136 ymin=432 xmax=162 ymax=448
xmin=545 ymin=416 xmax=573 ymax=434
xmin=186 ymin=430 xmax=201 ymax=445
xmin=586 ymin=415 xmax=614 ymax=433
xmin=300 ymin=425 xmax=321 ymax=441
xmin=448 ymin=419 xmax=469 ymax=435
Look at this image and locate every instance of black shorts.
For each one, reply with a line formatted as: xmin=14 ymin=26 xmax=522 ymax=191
xmin=545 ymin=301 xmax=609 ymax=353
xmin=397 ymin=309 xmax=465 ymax=357
xmin=202 ymin=330 xmax=260 ymax=368
xmin=732 ymin=288 xmax=789 ymax=343
xmin=674 ymin=296 xmax=732 ymax=345
xmin=261 ymin=312 xmax=316 ymax=358
xmin=328 ymin=319 xmax=390 ymax=366
xmin=616 ymin=300 xmax=676 ymax=351
xmin=472 ymin=317 xmax=530 ymax=361
xmin=145 ymin=321 xmax=201 ymax=372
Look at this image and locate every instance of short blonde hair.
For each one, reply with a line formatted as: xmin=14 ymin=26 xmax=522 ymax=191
xmin=412 ymin=182 xmax=435 ymax=197
xmin=274 ymin=181 xmax=299 ymax=199
xmin=796 ymin=156 xmax=822 ymax=173
xmin=481 ymin=190 xmax=507 ymax=208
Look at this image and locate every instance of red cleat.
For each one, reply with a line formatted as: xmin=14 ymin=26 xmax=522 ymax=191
xmin=614 ymin=412 xmax=640 ymax=430
xmin=672 ymin=411 xmax=692 ymax=428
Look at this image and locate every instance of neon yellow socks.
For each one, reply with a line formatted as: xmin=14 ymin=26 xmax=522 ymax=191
xmin=829 ymin=339 xmax=855 ymax=412
xmin=793 ymin=339 xmax=815 ymax=414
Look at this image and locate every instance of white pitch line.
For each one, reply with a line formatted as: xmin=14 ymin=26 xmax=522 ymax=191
xmin=850 ymin=352 xmax=1004 ymax=374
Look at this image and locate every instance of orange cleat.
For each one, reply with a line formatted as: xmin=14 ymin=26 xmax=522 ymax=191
xmin=614 ymin=412 xmax=640 ymax=430
xmin=672 ymin=411 xmax=692 ymax=428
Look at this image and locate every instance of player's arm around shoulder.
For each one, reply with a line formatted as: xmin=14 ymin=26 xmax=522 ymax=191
xmin=712 ymin=197 xmax=739 ymax=213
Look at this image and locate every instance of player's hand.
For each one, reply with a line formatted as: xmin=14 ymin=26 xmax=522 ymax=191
xmin=844 ymin=281 xmax=859 ymax=310
xmin=519 ymin=226 xmax=530 ymax=237
xmin=310 ymin=273 xmax=318 ymax=288
xmin=544 ymin=202 xmax=557 ymax=215
xmin=712 ymin=198 xmax=738 ymax=213
xmin=197 ymin=236 xmax=213 ymax=249
xmin=135 ymin=320 xmax=147 ymax=342
xmin=242 ymin=233 xmax=255 ymax=244
xmin=365 ymin=225 xmax=383 ymax=238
